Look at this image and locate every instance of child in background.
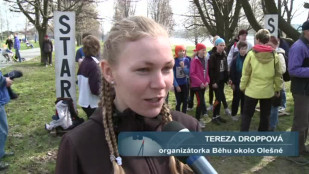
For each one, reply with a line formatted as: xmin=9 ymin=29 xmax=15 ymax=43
xmin=190 ymin=43 xmax=210 ymax=128
xmin=173 ymin=45 xmax=190 ymax=113
xmin=267 ymin=36 xmax=286 ymax=131
xmin=206 ymin=35 xmax=220 ymax=111
xmin=206 ymin=35 xmax=231 ymax=116
xmin=229 ymin=41 xmax=248 ymax=121
xmin=209 ymin=38 xmax=229 ymax=125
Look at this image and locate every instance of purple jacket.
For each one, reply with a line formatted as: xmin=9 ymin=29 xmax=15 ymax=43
xmin=288 ymin=37 xmax=309 ymax=78
xmin=288 ymin=36 xmax=309 ymax=96
xmin=190 ymin=56 xmax=210 ymax=88
xmin=14 ymin=36 xmax=20 ymax=50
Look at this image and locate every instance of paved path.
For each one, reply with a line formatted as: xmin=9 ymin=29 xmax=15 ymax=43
xmin=0 ymin=48 xmax=40 ymax=69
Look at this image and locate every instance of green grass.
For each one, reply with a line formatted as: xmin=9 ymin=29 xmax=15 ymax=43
xmin=1 ymin=52 xmax=308 ymax=173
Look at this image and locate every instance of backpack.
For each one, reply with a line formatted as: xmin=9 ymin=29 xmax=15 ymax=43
xmin=279 ymin=52 xmax=290 ymax=82
xmin=44 ymin=41 xmax=52 ymax=53
xmin=45 ymin=98 xmax=84 ymax=131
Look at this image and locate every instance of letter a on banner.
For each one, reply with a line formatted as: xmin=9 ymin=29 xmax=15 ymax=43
xmin=54 ymin=11 xmax=76 ymax=106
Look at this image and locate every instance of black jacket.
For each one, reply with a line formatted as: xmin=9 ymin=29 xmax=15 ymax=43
xmin=56 ymin=107 xmax=200 ymax=174
xmin=209 ymin=47 xmax=229 ymax=85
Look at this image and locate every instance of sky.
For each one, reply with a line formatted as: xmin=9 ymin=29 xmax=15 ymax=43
xmin=0 ymin=0 xmax=308 ymax=34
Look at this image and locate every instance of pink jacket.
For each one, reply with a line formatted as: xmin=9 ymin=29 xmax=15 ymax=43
xmin=190 ymin=56 xmax=210 ymax=88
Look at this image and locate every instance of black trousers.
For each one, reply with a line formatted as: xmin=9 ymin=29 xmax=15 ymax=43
xmin=192 ymin=88 xmax=206 ymax=121
xmin=231 ymin=86 xmax=244 ymax=116
xmin=188 ymin=88 xmax=195 ymax=108
xmin=213 ymin=81 xmax=227 ymax=117
xmin=45 ymin=52 xmax=52 ymax=65
xmin=240 ymin=95 xmax=272 ymax=131
xmin=291 ymin=94 xmax=309 ymax=154
xmin=82 ymin=106 xmax=96 ymax=119
xmin=174 ymin=84 xmax=188 ymax=113
xmin=209 ymin=85 xmax=214 ymax=105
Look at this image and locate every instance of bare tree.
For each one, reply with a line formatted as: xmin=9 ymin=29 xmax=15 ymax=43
xmin=263 ymin=0 xmax=300 ymax=41
xmin=147 ymin=0 xmax=174 ymax=33
xmin=4 ymin=0 xmax=96 ymax=64
xmin=113 ymin=0 xmax=137 ymax=21
xmin=193 ymin=0 xmax=242 ymax=43
xmin=182 ymin=3 xmax=209 ymax=45
xmin=76 ymin=3 xmax=101 ymax=45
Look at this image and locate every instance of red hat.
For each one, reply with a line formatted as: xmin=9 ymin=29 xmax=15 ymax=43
xmin=194 ymin=43 xmax=206 ymax=52
xmin=45 ymin=35 xmax=49 ymax=38
xmin=175 ymin=45 xmax=186 ymax=58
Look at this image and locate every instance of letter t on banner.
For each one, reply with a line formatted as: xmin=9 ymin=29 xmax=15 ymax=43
xmin=54 ymin=11 xmax=76 ymax=106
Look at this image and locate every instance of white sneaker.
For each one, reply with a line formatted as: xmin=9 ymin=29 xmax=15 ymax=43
xmin=46 ymin=65 xmax=48 ymax=67
xmin=199 ymin=120 xmax=205 ymax=128
xmin=231 ymin=115 xmax=240 ymax=121
xmin=225 ymin=108 xmax=231 ymax=116
xmin=203 ymin=113 xmax=209 ymax=117
xmin=278 ymin=107 xmax=286 ymax=112
xmin=207 ymin=105 xmax=213 ymax=111
xmin=187 ymin=107 xmax=193 ymax=111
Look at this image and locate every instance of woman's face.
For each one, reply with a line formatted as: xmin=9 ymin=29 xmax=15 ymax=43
xmin=216 ymin=42 xmax=225 ymax=53
xmin=106 ymin=36 xmax=174 ymax=118
xmin=197 ymin=48 xmax=206 ymax=58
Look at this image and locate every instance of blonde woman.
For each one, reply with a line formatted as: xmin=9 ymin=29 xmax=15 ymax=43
xmin=56 ymin=16 xmax=200 ymax=174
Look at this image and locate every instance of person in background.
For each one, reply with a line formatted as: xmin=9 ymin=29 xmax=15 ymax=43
xmin=5 ymin=36 xmax=13 ymax=50
xmin=207 ymin=35 xmax=231 ymax=116
xmin=13 ymin=33 xmax=21 ymax=62
xmin=185 ymin=51 xmax=193 ymax=110
xmin=229 ymin=41 xmax=248 ymax=121
xmin=267 ymin=36 xmax=286 ymax=131
xmin=56 ymin=16 xmax=200 ymax=173
xmin=227 ymin=29 xmax=253 ymax=68
xmin=75 ymin=32 xmax=91 ymax=66
xmin=77 ymin=35 xmax=102 ymax=119
xmin=190 ymin=43 xmax=210 ymax=128
xmin=206 ymin=35 xmax=219 ymax=112
xmin=173 ymin=45 xmax=190 ymax=113
xmin=209 ymin=38 xmax=229 ymax=125
xmin=240 ymin=29 xmax=282 ymax=132
xmin=278 ymin=34 xmax=292 ymax=113
xmin=287 ymin=20 xmax=309 ymax=164
xmin=0 ymin=71 xmax=14 ymax=170
xmin=42 ymin=35 xmax=53 ymax=67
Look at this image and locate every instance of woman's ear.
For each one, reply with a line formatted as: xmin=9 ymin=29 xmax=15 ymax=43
xmin=100 ymin=60 xmax=114 ymax=83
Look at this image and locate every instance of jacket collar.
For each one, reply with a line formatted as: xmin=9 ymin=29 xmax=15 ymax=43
xmin=90 ymin=107 xmax=163 ymax=134
xmin=300 ymin=36 xmax=309 ymax=47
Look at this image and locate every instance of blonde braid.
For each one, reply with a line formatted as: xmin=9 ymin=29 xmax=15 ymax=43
xmin=160 ymin=103 xmax=173 ymax=125
xmin=159 ymin=104 xmax=193 ymax=174
xmin=100 ymin=78 xmax=125 ymax=174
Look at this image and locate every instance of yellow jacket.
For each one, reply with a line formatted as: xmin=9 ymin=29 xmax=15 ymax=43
xmin=240 ymin=46 xmax=283 ymax=99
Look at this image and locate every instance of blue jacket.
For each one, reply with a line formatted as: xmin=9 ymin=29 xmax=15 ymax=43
xmin=14 ymin=36 xmax=20 ymax=50
xmin=173 ymin=57 xmax=190 ymax=87
xmin=288 ymin=36 xmax=309 ymax=95
xmin=0 ymin=72 xmax=10 ymax=106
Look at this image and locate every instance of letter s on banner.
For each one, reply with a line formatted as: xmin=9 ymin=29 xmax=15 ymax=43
xmin=264 ymin=14 xmax=278 ymax=37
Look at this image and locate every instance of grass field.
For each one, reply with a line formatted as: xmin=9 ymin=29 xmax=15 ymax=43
xmin=1 ymin=49 xmax=308 ymax=173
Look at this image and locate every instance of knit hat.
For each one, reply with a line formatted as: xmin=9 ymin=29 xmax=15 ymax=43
xmin=175 ymin=45 xmax=186 ymax=58
xmin=302 ymin=21 xmax=309 ymax=31
xmin=194 ymin=43 xmax=206 ymax=52
xmin=238 ymin=29 xmax=248 ymax=36
xmin=215 ymin=38 xmax=225 ymax=46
